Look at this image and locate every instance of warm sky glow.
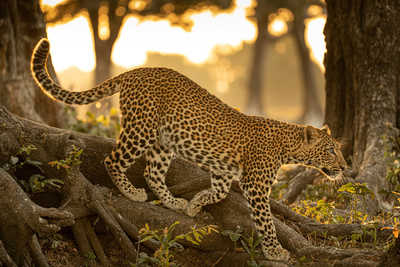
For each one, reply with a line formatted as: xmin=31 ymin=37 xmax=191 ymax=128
xmin=42 ymin=0 xmax=327 ymax=73
xmin=43 ymin=0 xmax=257 ymax=71
xmin=113 ymin=6 xmax=256 ymax=67
xmin=46 ymin=15 xmax=95 ymax=72
xmin=305 ymin=15 xmax=327 ymax=71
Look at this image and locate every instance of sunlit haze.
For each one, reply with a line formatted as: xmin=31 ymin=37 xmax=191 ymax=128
xmin=113 ymin=5 xmax=256 ymax=67
xmin=305 ymin=15 xmax=327 ymax=71
xmin=44 ymin=0 xmax=257 ymax=72
xmin=42 ymin=0 xmax=327 ymax=73
xmin=46 ymin=15 xmax=95 ymax=72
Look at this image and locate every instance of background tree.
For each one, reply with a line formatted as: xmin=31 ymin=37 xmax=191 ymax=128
xmin=0 ymin=0 xmax=66 ymax=127
xmin=288 ymin=0 xmax=324 ymax=124
xmin=324 ymin=0 xmax=400 ymax=213
xmin=245 ymin=0 xmax=270 ymax=116
xmin=246 ymin=0 xmax=324 ymax=124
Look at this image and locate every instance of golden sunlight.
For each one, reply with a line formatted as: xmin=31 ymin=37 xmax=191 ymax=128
xmin=46 ymin=14 xmax=95 ymax=72
xmin=42 ymin=0 xmax=256 ymax=72
xmin=98 ymin=3 xmax=110 ymax=41
xmin=305 ymin=15 xmax=327 ymax=71
xmin=268 ymin=8 xmax=293 ymax=37
xmin=112 ymin=1 xmax=256 ymax=68
xmin=41 ymin=0 xmax=326 ymax=74
xmin=269 ymin=16 xmax=287 ymax=37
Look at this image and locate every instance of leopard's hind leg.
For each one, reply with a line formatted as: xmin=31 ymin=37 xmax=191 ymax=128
xmin=144 ymin=140 xmax=188 ymax=211
xmin=105 ymin=130 xmax=156 ymax=202
xmin=186 ymin=172 xmax=233 ymax=217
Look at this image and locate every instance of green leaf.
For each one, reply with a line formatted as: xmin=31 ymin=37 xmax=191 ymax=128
xmin=221 ymin=230 xmax=234 ymax=236
xmin=183 ymin=234 xmax=199 ymax=245
xmin=298 ymin=256 xmax=307 ymax=263
xmin=253 ymin=235 xmax=264 ymax=248
xmin=75 ymin=149 xmax=83 ymax=157
xmin=240 ymin=239 xmax=251 ymax=255
xmin=241 ymin=235 xmax=250 ymax=245
xmin=169 ymin=221 xmax=180 ymax=232
xmin=192 ymin=230 xmax=202 ymax=243
xmin=231 ymin=234 xmax=241 ymax=242
xmin=139 ymin=235 xmax=155 ymax=243
xmin=338 ymin=183 xmax=356 ymax=193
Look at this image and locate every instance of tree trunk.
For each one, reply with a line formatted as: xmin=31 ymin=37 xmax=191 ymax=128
xmin=324 ymin=0 xmax=400 ymax=214
xmin=0 ymin=0 xmax=66 ymax=127
xmin=245 ymin=1 xmax=270 ymax=116
xmin=86 ymin=0 xmax=124 ymax=116
xmin=292 ymin=10 xmax=323 ymax=125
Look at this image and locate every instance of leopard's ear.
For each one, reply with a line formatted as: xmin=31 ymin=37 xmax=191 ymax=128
xmin=321 ymin=124 xmax=331 ymax=135
xmin=304 ymin=125 xmax=318 ymax=144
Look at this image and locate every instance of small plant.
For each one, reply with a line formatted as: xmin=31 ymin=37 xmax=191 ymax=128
xmin=383 ymin=218 xmax=400 ymax=237
xmin=84 ymin=250 xmax=97 ymax=266
xmin=3 ymin=144 xmax=63 ymax=195
xmin=328 ymin=235 xmax=346 ymax=248
xmin=45 ymin=233 xmax=65 ymax=249
xmin=382 ymin=213 xmax=400 ymax=244
xmin=49 ymin=145 xmax=83 ymax=176
xmin=20 ymin=174 xmax=63 ymax=195
xmin=297 ymin=256 xmax=308 ymax=264
xmin=292 ymin=199 xmax=341 ymax=224
xmin=3 ymin=144 xmax=42 ymax=174
xmin=382 ymin=124 xmax=400 ymax=191
xmin=66 ymin=107 xmax=120 ymax=138
xmin=361 ymin=220 xmax=381 ymax=250
xmin=222 ymin=228 xmax=266 ymax=267
xmin=348 ymin=220 xmax=381 ymax=249
xmin=338 ymin=182 xmax=374 ymax=223
xmin=240 ymin=230 xmax=266 ymax=267
xmin=135 ymin=221 xmax=218 ymax=267
xmin=221 ymin=227 xmax=244 ymax=251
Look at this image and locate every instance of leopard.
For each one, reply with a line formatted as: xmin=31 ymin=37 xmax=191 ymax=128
xmin=31 ymin=38 xmax=347 ymax=261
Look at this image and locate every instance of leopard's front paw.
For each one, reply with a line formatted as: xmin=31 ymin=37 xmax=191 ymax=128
xmin=263 ymin=247 xmax=290 ymax=262
xmin=167 ymin=198 xmax=188 ymax=211
xmin=125 ymin=188 xmax=148 ymax=202
xmin=186 ymin=200 xmax=202 ymax=217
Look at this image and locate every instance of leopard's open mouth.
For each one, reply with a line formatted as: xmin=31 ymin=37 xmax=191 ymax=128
xmin=321 ymin=167 xmax=330 ymax=176
xmin=321 ymin=167 xmax=342 ymax=180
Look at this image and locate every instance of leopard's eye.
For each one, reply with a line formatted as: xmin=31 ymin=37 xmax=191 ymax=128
xmin=328 ymin=148 xmax=335 ymax=154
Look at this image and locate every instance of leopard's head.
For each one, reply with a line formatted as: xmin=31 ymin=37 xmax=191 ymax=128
xmin=300 ymin=125 xmax=347 ymax=180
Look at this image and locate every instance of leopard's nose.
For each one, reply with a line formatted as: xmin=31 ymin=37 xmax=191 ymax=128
xmin=340 ymin=166 xmax=346 ymax=172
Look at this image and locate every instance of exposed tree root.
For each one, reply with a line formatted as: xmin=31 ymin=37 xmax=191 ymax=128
xmin=0 ymin=168 xmax=74 ymax=266
xmin=280 ymin=168 xmax=320 ymax=204
xmin=0 ymin=240 xmax=17 ymax=267
xmin=0 ymin=105 xmax=389 ymax=266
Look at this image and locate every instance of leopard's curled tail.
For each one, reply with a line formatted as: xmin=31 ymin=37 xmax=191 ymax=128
xmin=31 ymin=38 xmax=120 ymax=105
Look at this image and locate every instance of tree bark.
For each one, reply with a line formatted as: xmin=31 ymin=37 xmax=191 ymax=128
xmin=324 ymin=0 xmax=400 ymax=214
xmin=0 ymin=0 xmax=66 ymax=127
xmin=0 ymin=167 xmax=74 ymax=266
